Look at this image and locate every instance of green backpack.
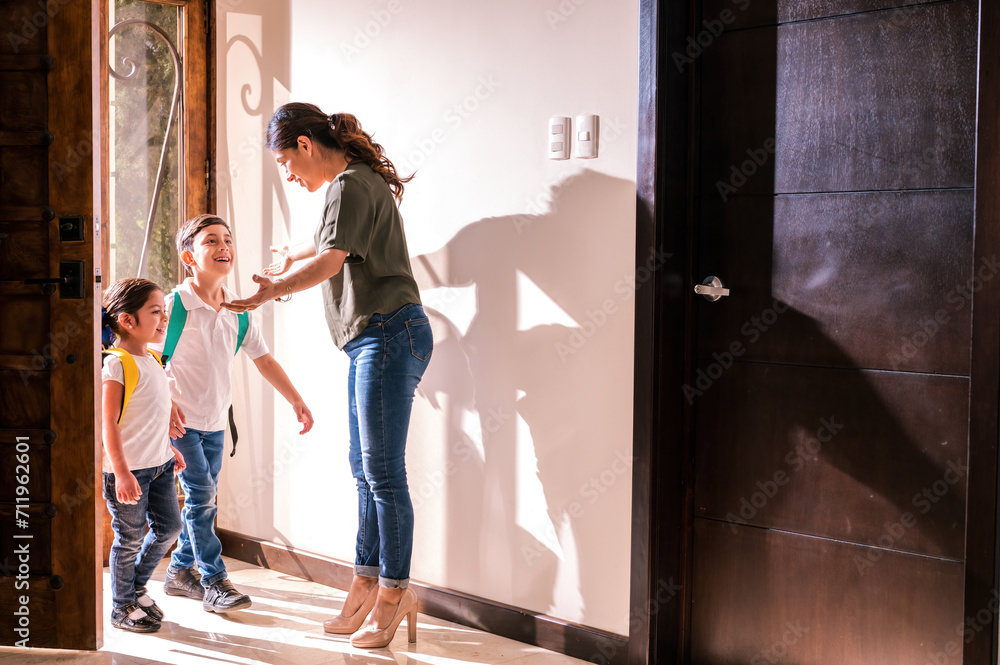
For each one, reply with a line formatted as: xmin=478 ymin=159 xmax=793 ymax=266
xmin=160 ymin=289 xmax=249 ymax=456
xmin=161 ymin=290 xmax=249 ymax=364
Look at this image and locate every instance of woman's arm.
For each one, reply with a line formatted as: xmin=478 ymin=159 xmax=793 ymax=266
xmin=223 ymin=247 xmax=349 ymax=312
xmin=285 ymin=239 xmax=317 ymax=261
xmin=264 ymin=240 xmax=318 ymax=276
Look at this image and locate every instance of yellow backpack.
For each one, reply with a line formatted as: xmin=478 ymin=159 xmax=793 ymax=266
xmin=104 ymin=347 xmax=163 ymax=423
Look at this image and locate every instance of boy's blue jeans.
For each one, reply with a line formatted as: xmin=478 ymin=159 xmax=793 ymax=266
xmin=170 ymin=428 xmax=227 ymax=586
xmin=103 ymin=459 xmax=182 ymax=609
xmin=344 ymin=303 xmax=433 ymax=588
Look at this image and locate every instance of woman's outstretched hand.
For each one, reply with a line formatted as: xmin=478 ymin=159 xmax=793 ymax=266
xmin=263 ymin=245 xmax=294 ymax=276
xmin=221 ymin=273 xmax=284 ymax=313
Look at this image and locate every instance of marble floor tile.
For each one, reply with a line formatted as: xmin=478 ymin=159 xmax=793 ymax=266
xmin=0 ymin=557 xmax=590 ymax=665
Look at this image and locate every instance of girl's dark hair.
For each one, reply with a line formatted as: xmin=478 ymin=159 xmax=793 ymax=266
xmin=102 ymin=277 xmax=162 ymax=342
xmin=266 ymin=103 xmax=413 ymax=201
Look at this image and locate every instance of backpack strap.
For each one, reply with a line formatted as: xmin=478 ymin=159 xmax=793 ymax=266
xmin=162 ymin=289 xmax=248 ymax=361
xmin=161 ymin=289 xmax=187 ymax=365
xmin=157 ymin=288 xmax=247 ymax=456
xmin=105 ymin=347 xmax=164 ymax=422
xmin=105 ymin=348 xmax=136 ymax=423
xmin=235 ymin=311 xmax=249 ymax=355
xmin=228 ymin=311 xmax=250 ymax=457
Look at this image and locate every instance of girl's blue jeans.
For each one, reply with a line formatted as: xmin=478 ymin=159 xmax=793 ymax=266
xmin=103 ymin=459 xmax=182 ymax=609
xmin=344 ymin=303 xmax=433 ymax=588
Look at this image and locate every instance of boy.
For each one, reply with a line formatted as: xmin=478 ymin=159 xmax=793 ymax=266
xmin=155 ymin=213 xmax=313 ymax=612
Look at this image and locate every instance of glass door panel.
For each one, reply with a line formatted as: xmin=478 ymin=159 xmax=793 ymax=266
xmin=108 ymin=0 xmax=184 ymax=285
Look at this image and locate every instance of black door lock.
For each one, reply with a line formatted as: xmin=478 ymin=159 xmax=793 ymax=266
xmin=2 ymin=261 xmax=85 ymax=298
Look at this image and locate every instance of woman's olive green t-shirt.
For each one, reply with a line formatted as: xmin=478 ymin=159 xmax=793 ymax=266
xmin=313 ymin=162 xmax=421 ymax=350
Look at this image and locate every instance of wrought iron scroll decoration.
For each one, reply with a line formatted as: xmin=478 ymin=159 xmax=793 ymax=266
xmin=108 ymin=18 xmax=182 ymax=278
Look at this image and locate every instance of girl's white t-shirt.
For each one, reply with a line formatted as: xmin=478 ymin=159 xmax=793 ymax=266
xmin=101 ymin=351 xmax=174 ymax=473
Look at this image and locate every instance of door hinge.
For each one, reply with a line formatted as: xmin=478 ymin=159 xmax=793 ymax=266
xmin=205 ymin=159 xmax=212 ymax=200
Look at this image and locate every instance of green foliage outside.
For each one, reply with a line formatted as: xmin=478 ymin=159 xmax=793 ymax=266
xmin=110 ymin=0 xmax=182 ymax=290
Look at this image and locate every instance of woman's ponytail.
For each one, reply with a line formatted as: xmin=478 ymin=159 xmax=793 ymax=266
xmin=267 ymin=103 xmax=413 ymax=201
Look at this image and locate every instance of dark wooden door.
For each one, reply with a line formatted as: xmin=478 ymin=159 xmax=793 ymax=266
xmin=0 ymin=0 xmax=101 ymax=650
xmin=686 ymin=1 xmax=977 ymax=662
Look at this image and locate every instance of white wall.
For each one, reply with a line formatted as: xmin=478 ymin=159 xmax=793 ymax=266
xmin=215 ymin=0 xmax=639 ymax=635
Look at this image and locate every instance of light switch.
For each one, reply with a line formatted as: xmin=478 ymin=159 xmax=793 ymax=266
xmin=548 ymin=116 xmax=571 ymax=160
xmin=575 ymin=114 xmax=599 ymax=159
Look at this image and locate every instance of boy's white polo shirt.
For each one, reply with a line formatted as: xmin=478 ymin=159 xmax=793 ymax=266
xmin=151 ymin=279 xmax=269 ymax=432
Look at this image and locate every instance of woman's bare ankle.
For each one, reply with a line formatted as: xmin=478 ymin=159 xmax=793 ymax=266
xmin=343 ymin=575 xmax=377 ymax=615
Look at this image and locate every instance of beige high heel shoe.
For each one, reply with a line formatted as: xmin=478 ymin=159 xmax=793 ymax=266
xmin=350 ymin=587 xmax=418 ymax=648
xmin=323 ymin=583 xmax=377 ymax=634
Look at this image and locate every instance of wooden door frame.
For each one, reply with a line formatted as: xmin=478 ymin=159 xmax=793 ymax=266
xmin=963 ymin=2 xmax=1000 ymax=664
xmin=629 ymin=0 xmax=692 ymax=663
xmin=50 ymin=0 xmax=102 ymax=649
xmin=629 ymin=1 xmax=1000 ymax=664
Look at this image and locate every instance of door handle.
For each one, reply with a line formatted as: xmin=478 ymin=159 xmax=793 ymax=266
xmin=694 ymin=276 xmax=730 ymax=302
xmin=0 ymin=261 xmax=85 ymax=298
xmin=0 ymin=277 xmax=62 ymax=295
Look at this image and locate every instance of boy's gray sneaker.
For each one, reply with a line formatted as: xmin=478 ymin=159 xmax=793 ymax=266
xmin=203 ymin=578 xmax=252 ymax=613
xmin=164 ymin=567 xmax=204 ymax=600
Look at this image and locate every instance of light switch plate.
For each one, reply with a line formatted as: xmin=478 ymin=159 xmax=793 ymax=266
xmin=575 ymin=114 xmax=599 ymax=159
xmin=548 ymin=116 xmax=571 ymax=160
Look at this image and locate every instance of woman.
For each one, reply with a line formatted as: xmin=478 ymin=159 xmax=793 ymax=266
xmin=224 ymin=103 xmax=432 ymax=648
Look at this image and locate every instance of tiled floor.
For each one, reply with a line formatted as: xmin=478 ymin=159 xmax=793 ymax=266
xmin=0 ymin=557 xmax=588 ymax=665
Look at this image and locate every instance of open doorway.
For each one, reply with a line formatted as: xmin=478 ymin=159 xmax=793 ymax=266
xmin=0 ymin=0 xmax=212 ymax=650
xmin=97 ymin=0 xmax=211 ymax=567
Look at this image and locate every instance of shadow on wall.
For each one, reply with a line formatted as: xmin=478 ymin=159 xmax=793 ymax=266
xmin=413 ymin=169 xmax=640 ymax=629
xmin=215 ymin=0 xmax=293 ymax=546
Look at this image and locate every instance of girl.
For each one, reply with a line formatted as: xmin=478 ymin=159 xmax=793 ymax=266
xmin=102 ymin=277 xmax=185 ymax=633
xmin=224 ymin=104 xmax=432 ymax=648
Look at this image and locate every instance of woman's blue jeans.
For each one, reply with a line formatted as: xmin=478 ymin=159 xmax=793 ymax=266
xmin=103 ymin=459 xmax=182 ymax=609
xmin=344 ymin=303 xmax=432 ymax=588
